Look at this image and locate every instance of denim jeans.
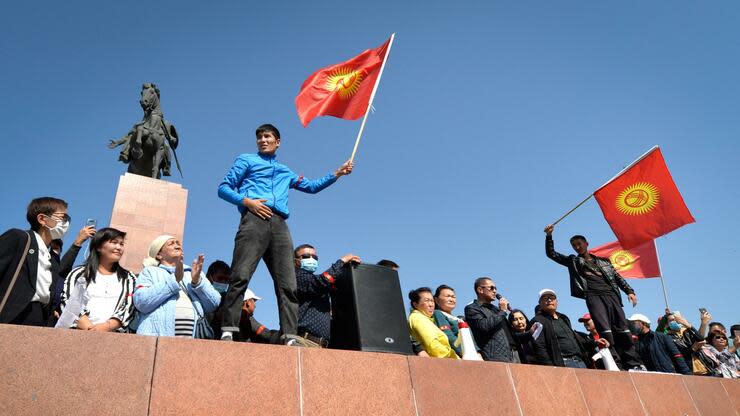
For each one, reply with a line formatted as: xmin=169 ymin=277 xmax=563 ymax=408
xmin=220 ymin=211 xmax=297 ymax=337
xmin=563 ymin=357 xmax=587 ymax=369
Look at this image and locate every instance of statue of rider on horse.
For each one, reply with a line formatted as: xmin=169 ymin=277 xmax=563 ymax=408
xmin=108 ymin=83 xmax=182 ymax=179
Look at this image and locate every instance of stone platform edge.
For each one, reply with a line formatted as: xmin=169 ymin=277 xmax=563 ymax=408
xmin=1 ymin=324 xmax=737 ymax=416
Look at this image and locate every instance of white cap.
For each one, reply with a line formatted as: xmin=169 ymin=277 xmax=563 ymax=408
xmin=538 ymin=288 xmax=557 ymax=299
xmin=243 ymin=289 xmax=262 ymax=302
xmin=628 ymin=313 xmax=651 ymax=325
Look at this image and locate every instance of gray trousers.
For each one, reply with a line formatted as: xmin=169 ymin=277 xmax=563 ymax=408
xmin=221 ymin=211 xmax=297 ymax=337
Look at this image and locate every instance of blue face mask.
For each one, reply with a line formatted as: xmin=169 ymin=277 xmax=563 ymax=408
xmin=212 ymin=282 xmax=229 ymax=294
xmin=300 ymin=258 xmax=319 ymax=273
xmin=668 ymin=321 xmax=681 ymax=331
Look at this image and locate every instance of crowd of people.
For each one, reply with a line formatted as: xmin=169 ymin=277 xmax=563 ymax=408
xmin=403 ymin=227 xmax=739 ymax=378
xmin=0 ymin=122 xmax=736 ymax=381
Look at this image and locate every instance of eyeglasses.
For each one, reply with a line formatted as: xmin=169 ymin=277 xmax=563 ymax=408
xmin=48 ymin=212 xmax=71 ymax=223
xmin=479 ymin=286 xmax=497 ymax=291
xmin=714 ymin=336 xmax=728 ymax=341
xmin=297 ymin=253 xmax=318 ymax=260
xmin=541 ymin=295 xmax=557 ymax=301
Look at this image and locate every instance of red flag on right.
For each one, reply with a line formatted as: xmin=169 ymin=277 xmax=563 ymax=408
xmin=594 ymin=147 xmax=694 ymax=249
xmin=589 ymin=240 xmax=661 ymax=279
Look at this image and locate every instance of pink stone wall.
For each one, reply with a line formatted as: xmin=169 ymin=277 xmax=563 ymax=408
xmin=1 ymin=324 xmax=738 ymax=416
xmin=109 ymin=173 xmax=188 ymax=274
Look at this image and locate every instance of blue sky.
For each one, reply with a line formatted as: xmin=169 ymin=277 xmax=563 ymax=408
xmin=1 ymin=2 xmax=737 ymax=332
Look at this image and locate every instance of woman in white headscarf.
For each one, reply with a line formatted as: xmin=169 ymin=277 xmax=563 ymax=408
xmin=133 ymin=235 xmax=220 ymax=338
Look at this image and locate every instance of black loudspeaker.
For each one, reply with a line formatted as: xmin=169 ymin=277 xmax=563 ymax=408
xmin=330 ymin=263 xmax=413 ymax=355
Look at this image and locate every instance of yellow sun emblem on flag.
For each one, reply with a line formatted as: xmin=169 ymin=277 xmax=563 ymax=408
xmin=615 ymin=182 xmax=660 ymax=215
xmin=326 ymin=67 xmax=364 ymax=100
xmin=609 ymin=250 xmax=636 ymax=272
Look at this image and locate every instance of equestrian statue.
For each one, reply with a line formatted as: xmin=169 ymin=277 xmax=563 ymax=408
xmin=108 ymin=83 xmax=182 ymax=179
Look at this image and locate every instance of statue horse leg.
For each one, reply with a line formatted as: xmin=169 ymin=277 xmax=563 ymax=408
xmin=130 ymin=126 xmax=144 ymax=160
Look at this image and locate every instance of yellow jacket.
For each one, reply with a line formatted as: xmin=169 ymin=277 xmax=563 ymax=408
xmin=409 ymin=309 xmax=459 ymax=359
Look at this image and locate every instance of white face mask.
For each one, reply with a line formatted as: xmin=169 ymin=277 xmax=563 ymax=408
xmin=46 ymin=217 xmax=69 ymax=240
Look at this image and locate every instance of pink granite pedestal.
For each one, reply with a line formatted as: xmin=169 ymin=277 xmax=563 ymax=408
xmin=109 ymin=173 xmax=188 ymax=274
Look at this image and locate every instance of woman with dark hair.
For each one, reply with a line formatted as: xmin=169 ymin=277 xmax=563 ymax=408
xmin=692 ymin=332 xmax=740 ymax=378
xmin=432 ymin=285 xmax=462 ymax=357
xmin=59 ymin=227 xmax=136 ymax=332
xmin=507 ymin=309 xmax=539 ymax=364
xmin=408 ymin=287 xmax=458 ymax=359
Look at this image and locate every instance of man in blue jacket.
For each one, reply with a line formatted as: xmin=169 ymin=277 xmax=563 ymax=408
xmin=218 ymin=124 xmax=353 ymax=343
xmin=629 ymin=313 xmax=691 ymax=374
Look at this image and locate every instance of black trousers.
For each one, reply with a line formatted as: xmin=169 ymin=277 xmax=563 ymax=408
xmin=221 ymin=211 xmax=297 ymax=337
xmin=585 ymin=293 xmax=643 ymax=369
xmin=9 ymin=301 xmax=47 ymax=326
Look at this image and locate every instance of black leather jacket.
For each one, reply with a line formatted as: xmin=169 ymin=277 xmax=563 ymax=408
xmin=545 ymin=235 xmax=634 ymax=306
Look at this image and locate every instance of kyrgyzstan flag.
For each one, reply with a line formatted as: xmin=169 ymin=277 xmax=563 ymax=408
xmin=594 ymin=147 xmax=694 ymax=249
xmin=589 ymin=240 xmax=661 ymax=279
xmin=295 ymin=36 xmax=392 ymax=127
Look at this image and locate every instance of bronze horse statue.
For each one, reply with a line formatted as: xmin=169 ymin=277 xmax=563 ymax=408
xmin=109 ymin=83 xmax=181 ymax=179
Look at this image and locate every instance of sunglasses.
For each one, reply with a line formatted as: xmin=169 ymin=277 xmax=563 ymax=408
xmin=297 ymin=253 xmax=318 ymax=260
xmin=479 ymin=286 xmax=497 ymax=291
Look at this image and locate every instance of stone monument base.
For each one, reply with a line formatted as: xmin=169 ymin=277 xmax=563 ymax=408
xmin=109 ymin=173 xmax=188 ymax=274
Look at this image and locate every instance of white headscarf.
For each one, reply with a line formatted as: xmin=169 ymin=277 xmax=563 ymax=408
xmin=142 ymin=235 xmax=176 ymax=267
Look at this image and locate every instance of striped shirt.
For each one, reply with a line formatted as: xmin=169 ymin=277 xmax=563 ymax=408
xmin=61 ymin=266 xmax=136 ymax=330
xmin=174 ymin=283 xmax=195 ymax=337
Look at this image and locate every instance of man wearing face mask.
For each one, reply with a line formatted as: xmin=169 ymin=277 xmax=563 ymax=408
xmin=0 ymin=197 xmax=70 ymax=326
xmin=294 ymin=243 xmax=360 ymax=348
xmin=657 ymin=311 xmax=704 ymax=372
xmin=628 ymin=314 xmax=691 ymax=374
xmin=205 ymin=260 xmax=231 ymax=340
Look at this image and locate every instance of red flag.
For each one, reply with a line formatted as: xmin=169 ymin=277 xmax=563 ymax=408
xmin=295 ymin=36 xmax=392 ymax=127
xmin=594 ymin=147 xmax=694 ymax=249
xmin=589 ymin=240 xmax=661 ymax=279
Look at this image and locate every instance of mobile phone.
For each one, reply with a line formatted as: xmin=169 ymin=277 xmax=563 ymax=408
xmin=699 ymin=307 xmax=707 ymax=315
xmin=85 ymin=218 xmax=97 ymax=228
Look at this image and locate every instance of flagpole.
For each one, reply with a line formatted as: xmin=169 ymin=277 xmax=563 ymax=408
xmin=551 ymin=194 xmax=593 ymax=225
xmin=596 ymin=145 xmax=659 ymax=191
xmin=349 ymin=33 xmax=395 ymax=162
xmin=654 ymin=239 xmax=670 ymax=311
xmin=551 ymin=145 xmax=660 ymax=226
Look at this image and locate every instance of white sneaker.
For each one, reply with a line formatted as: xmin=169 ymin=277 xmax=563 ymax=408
xmin=221 ymin=331 xmax=233 ymax=341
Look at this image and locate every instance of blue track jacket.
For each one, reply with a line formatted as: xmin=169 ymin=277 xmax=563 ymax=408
xmin=218 ymin=152 xmax=337 ymax=218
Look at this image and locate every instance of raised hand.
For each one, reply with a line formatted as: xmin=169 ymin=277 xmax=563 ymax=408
xmin=544 ymin=224 xmax=554 ymax=235
xmin=191 ymin=254 xmax=205 ymax=285
xmin=334 ymin=159 xmax=354 ymax=177
xmin=174 ymin=255 xmax=184 ymax=282
xmin=74 ymin=225 xmax=96 ymax=247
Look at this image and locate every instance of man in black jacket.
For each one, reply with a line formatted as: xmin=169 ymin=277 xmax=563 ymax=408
xmin=237 ymin=289 xmax=281 ymax=344
xmin=531 ymin=289 xmax=589 ymax=368
xmin=0 ymin=197 xmax=70 ymax=326
xmin=544 ymin=224 xmax=643 ymax=370
xmin=464 ymin=277 xmax=515 ymax=362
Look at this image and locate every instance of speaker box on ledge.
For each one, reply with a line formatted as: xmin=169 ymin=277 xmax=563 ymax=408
xmin=329 ymin=263 xmax=412 ymax=354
